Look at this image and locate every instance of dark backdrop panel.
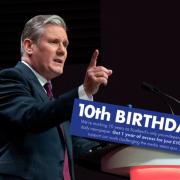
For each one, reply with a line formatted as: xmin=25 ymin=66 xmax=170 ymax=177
xmin=0 ymin=0 xmax=100 ymax=68
xmin=99 ymin=0 xmax=180 ymax=115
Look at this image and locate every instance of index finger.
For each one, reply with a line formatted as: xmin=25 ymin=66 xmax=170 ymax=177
xmin=88 ymin=49 xmax=99 ymax=68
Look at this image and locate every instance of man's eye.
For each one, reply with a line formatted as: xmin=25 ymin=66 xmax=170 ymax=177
xmin=50 ymin=41 xmax=58 ymax=44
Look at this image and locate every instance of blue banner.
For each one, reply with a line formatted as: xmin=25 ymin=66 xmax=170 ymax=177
xmin=70 ymin=99 xmax=180 ymax=153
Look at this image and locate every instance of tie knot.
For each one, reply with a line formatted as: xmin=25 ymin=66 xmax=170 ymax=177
xmin=44 ymin=81 xmax=53 ymax=99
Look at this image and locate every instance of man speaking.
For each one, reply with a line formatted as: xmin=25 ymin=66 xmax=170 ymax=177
xmin=0 ymin=15 xmax=112 ymax=180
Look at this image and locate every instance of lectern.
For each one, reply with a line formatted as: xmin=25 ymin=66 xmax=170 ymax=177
xmin=101 ymin=146 xmax=180 ymax=180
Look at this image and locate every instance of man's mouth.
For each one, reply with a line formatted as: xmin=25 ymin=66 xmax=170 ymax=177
xmin=54 ymin=59 xmax=64 ymax=64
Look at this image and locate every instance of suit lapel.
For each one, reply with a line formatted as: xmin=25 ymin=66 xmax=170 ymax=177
xmin=15 ymin=61 xmax=49 ymax=102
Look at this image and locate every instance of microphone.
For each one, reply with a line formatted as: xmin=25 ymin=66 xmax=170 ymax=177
xmin=141 ymin=81 xmax=180 ymax=115
xmin=141 ymin=82 xmax=160 ymax=94
xmin=141 ymin=82 xmax=180 ymax=104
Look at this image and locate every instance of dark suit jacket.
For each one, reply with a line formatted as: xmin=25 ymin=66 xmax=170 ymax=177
xmin=0 ymin=62 xmax=98 ymax=180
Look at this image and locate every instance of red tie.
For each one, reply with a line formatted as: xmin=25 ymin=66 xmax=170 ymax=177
xmin=44 ymin=82 xmax=71 ymax=180
xmin=44 ymin=82 xmax=53 ymax=99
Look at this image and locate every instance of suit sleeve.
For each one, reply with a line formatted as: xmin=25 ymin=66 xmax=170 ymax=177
xmin=0 ymin=68 xmax=78 ymax=135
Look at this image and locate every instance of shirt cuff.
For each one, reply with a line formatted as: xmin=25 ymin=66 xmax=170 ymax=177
xmin=78 ymin=85 xmax=93 ymax=101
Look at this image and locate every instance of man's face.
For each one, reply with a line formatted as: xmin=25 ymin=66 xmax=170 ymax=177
xmin=30 ymin=24 xmax=69 ymax=80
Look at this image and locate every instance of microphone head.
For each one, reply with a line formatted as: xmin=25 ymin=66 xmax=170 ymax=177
xmin=141 ymin=81 xmax=160 ymax=93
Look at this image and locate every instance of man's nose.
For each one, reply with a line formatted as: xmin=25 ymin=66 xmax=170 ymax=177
xmin=56 ymin=43 xmax=66 ymax=55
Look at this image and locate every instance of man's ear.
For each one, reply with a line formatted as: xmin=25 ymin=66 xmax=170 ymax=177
xmin=23 ymin=39 xmax=34 ymax=55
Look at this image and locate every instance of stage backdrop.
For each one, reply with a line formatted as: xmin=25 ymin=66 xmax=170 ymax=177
xmin=99 ymin=0 xmax=180 ymax=115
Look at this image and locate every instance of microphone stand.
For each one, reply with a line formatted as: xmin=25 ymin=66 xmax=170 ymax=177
xmin=141 ymin=82 xmax=180 ymax=115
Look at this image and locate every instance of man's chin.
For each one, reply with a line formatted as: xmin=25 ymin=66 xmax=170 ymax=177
xmin=55 ymin=69 xmax=63 ymax=76
xmin=49 ymin=67 xmax=64 ymax=78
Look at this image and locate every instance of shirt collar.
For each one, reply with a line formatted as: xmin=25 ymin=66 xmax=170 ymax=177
xmin=21 ymin=60 xmax=47 ymax=86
